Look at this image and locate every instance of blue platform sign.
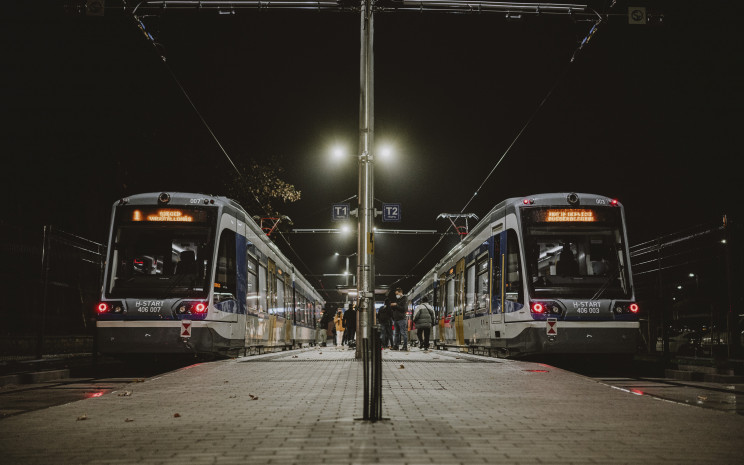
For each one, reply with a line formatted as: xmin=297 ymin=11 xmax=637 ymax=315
xmin=382 ymin=203 xmax=401 ymax=222
xmin=332 ymin=203 xmax=350 ymax=221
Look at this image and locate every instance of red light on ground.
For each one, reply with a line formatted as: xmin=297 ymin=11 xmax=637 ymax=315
xmin=629 ymin=303 xmax=639 ymax=313
xmin=630 ymin=389 xmax=644 ymax=396
xmin=97 ymin=303 xmax=108 ymax=314
xmin=524 ymin=369 xmax=549 ymax=373
xmin=85 ymin=392 xmax=105 ymax=399
xmin=532 ymin=303 xmax=545 ymax=313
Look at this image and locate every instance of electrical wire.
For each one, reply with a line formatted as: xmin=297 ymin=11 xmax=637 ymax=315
xmin=131 ymin=13 xmax=325 ymax=294
xmin=399 ymin=10 xmax=607 ymax=288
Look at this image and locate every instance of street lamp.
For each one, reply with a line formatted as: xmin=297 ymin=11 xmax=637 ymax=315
xmin=330 ymin=143 xmax=348 ymax=162
xmin=378 ymin=144 xmax=393 ymax=160
xmin=335 ymin=252 xmax=357 ymax=287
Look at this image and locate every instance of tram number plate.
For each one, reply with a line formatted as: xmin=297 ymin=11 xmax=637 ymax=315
xmin=546 ymin=318 xmax=558 ymax=336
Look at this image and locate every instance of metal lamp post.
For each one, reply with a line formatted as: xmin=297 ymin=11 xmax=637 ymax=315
xmin=356 ymin=0 xmax=382 ymax=421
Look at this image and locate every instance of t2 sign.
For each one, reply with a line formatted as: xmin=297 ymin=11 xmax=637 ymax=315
xmin=383 ymin=203 xmax=401 ymax=222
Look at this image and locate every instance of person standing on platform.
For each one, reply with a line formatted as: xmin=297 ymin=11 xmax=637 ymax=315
xmin=378 ymin=298 xmax=393 ymax=349
xmin=343 ymin=302 xmax=357 ymax=347
xmin=318 ymin=304 xmax=334 ymax=347
xmin=413 ymin=297 xmax=436 ymax=350
xmin=333 ymin=308 xmax=345 ymax=347
xmin=390 ymin=288 xmax=408 ymax=351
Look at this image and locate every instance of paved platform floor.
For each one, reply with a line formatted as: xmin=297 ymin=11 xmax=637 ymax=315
xmin=0 ymin=346 xmax=743 ymax=464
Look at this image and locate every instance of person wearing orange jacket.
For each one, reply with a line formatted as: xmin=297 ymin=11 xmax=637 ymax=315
xmin=333 ymin=309 xmax=345 ymax=347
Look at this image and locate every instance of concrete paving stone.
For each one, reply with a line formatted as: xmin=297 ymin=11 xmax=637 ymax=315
xmin=1 ymin=348 xmax=743 ymax=464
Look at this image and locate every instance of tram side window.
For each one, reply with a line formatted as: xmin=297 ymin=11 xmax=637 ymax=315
xmin=276 ymin=276 xmax=285 ymax=319
xmin=246 ymin=254 xmax=259 ymax=315
xmin=258 ymin=265 xmax=267 ymax=313
xmin=436 ymin=278 xmax=446 ymax=321
xmin=446 ymin=277 xmax=455 ymax=319
xmin=505 ymin=230 xmax=523 ymax=303
xmin=465 ymin=264 xmax=476 ymax=313
xmin=476 ymin=257 xmax=489 ymax=311
xmin=427 ymin=290 xmax=436 ymax=322
xmin=215 ymin=229 xmax=237 ymax=302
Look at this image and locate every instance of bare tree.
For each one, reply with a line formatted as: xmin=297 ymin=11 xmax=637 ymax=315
xmin=226 ymin=156 xmax=301 ymax=227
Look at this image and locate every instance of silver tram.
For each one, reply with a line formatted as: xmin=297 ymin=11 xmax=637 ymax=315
xmin=407 ymin=193 xmax=640 ymax=357
xmin=96 ymin=192 xmax=324 ymax=355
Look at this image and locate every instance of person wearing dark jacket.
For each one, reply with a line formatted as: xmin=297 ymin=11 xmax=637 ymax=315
xmin=343 ymin=302 xmax=357 ymax=347
xmin=319 ymin=304 xmax=335 ymax=347
xmin=377 ymin=299 xmax=393 ymax=348
xmin=412 ymin=297 xmax=436 ymax=350
xmin=390 ymin=287 xmax=408 ymax=351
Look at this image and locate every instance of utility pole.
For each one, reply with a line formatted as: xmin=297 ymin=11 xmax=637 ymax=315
xmin=356 ymin=0 xmax=382 ymax=421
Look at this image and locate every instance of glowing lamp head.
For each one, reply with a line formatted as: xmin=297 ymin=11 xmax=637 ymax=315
xmin=629 ymin=303 xmax=639 ymax=313
xmin=610 ymin=198 xmax=619 ymax=206
xmin=97 ymin=302 xmax=109 ymax=314
xmin=531 ymin=302 xmax=545 ymax=313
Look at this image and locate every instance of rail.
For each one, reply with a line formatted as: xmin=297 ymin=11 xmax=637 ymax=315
xmin=433 ymin=342 xmax=505 ymax=357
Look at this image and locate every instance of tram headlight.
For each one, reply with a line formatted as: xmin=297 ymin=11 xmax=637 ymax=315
xmin=614 ymin=302 xmax=639 ymax=315
xmin=97 ymin=301 xmax=124 ymax=314
xmin=530 ymin=301 xmax=564 ymax=317
xmin=178 ymin=301 xmax=209 ymax=316
xmin=193 ymin=302 xmax=207 ymax=314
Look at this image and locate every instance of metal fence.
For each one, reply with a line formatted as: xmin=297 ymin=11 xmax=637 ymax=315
xmin=0 ymin=225 xmax=105 ymax=358
xmin=629 ymin=216 xmax=742 ymax=360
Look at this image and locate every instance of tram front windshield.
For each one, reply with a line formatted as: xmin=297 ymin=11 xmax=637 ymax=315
xmin=105 ymin=206 xmax=216 ymax=299
xmin=521 ymin=207 xmax=631 ymax=299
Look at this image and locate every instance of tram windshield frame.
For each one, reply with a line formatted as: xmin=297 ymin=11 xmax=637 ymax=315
xmin=521 ymin=206 xmax=632 ymax=300
xmin=104 ymin=206 xmax=217 ymax=299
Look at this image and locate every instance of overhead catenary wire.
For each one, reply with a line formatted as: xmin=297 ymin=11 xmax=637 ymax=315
xmin=130 ymin=2 xmax=608 ymax=294
xmin=131 ymin=13 xmax=325 ymax=295
xmin=398 ymin=10 xmax=606 ymax=288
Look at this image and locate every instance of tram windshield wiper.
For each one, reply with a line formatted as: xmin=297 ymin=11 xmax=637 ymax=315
xmin=590 ymin=265 xmax=621 ymax=301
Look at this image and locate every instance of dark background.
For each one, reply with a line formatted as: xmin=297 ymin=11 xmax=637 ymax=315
xmin=2 ymin=1 xmax=741 ymax=302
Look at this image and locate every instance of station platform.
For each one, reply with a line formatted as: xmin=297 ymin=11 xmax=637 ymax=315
xmin=1 ymin=346 xmax=742 ymax=464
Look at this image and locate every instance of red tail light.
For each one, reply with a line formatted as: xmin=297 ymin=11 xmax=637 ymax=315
xmin=532 ymin=302 xmax=545 ymax=313
xmin=610 ymin=199 xmax=619 ymax=206
xmin=629 ymin=303 xmax=639 ymax=313
xmin=194 ymin=303 xmax=207 ymax=314
xmin=97 ymin=302 xmax=109 ymax=314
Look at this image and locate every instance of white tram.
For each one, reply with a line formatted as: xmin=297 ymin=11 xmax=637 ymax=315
xmin=407 ymin=193 xmax=640 ymax=357
xmin=96 ymin=192 xmax=324 ymax=355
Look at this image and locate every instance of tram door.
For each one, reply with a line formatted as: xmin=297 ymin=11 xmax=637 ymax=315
xmin=491 ymin=228 xmax=505 ymax=338
xmin=455 ymin=258 xmax=466 ymax=347
xmin=267 ymin=259 xmax=277 ymax=344
xmin=437 ymin=273 xmax=447 ymax=342
xmin=284 ymin=273 xmax=292 ymax=344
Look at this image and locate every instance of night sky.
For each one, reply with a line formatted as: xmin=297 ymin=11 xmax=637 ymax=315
xmin=3 ymin=1 xmax=741 ymax=301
